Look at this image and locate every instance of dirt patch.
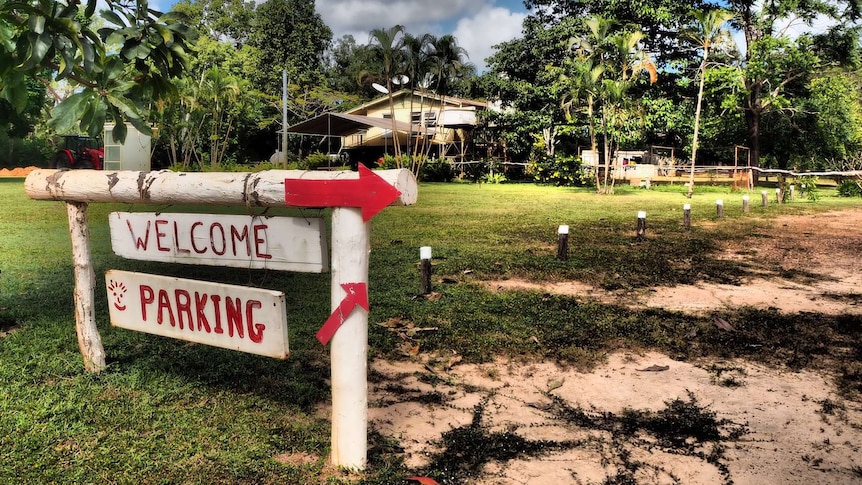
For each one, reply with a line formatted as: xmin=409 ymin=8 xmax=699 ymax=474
xmin=369 ymin=210 xmax=862 ymax=484
xmin=371 ymin=352 xmax=862 ymax=484
xmin=485 ymin=210 xmax=862 ymax=315
xmin=0 ymin=166 xmax=40 ymax=177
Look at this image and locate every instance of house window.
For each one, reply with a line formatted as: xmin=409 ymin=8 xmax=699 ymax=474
xmin=424 ymin=112 xmax=437 ymax=127
xmin=411 ymin=112 xmax=422 ymax=124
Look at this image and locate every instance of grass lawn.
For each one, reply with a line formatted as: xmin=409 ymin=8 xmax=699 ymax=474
xmin=1 ymin=177 xmax=860 ymax=483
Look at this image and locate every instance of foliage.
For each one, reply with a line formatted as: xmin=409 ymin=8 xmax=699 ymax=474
xmin=480 ymin=171 xmax=507 ymax=184
xmin=419 ymin=158 xmax=455 ymax=182
xmin=0 ymin=0 xmax=194 ymax=142
xmin=247 ymin=0 xmax=331 ymax=94
xmin=837 ymin=179 xmax=862 ymax=197
xmin=797 ymin=176 xmax=820 ymax=201
xmin=0 ymin=131 xmax=54 ymax=168
xmin=528 ymin=153 xmax=591 ymax=187
xmin=298 ymin=151 xmax=337 ymax=170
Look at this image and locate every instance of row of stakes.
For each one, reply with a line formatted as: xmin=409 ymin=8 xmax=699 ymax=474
xmin=562 ymin=186 xmax=802 ymax=259
xmin=418 ymin=186 xmax=803 ymax=292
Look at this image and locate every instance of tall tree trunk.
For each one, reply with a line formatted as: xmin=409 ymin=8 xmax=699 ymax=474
xmin=744 ymin=98 xmax=761 ymax=184
xmin=687 ymin=54 xmax=708 ymax=198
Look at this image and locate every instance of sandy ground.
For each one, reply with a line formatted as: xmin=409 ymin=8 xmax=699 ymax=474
xmin=369 ymin=210 xmax=862 ymax=484
xmin=0 ymin=166 xmax=39 ymax=177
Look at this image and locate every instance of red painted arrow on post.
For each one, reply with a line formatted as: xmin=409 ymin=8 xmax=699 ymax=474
xmin=316 ymin=282 xmax=369 ymax=345
xmin=285 ymin=164 xmax=401 ymax=222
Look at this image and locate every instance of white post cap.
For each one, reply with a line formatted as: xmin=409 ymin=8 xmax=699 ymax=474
xmin=557 ymin=225 xmax=569 ymax=235
xmin=420 ymin=246 xmax=432 ymax=260
xmin=683 ymin=204 xmax=691 ymax=211
xmin=716 ymin=199 xmax=724 ymax=205
xmin=637 ymin=211 xmax=646 ymax=219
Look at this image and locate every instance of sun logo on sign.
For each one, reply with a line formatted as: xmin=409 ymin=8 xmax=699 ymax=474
xmin=108 ymin=280 xmax=128 ymax=311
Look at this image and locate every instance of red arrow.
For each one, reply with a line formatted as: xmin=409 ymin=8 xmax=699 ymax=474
xmin=316 ymin=282 xmax=369 ymax=345
xmin=285 ymin=163 xmax=401 ymax=222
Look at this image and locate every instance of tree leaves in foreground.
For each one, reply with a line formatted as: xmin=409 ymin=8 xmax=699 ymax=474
xmin=0 ymin=0 xmax=194 ymax=142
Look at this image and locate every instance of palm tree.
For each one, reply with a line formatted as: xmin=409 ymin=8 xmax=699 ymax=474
xmin=422 ymin=35 xmax=471 ymax=172
xmin=684 ymin=9 xmax=734 ymax=198
xmin=401 ymin=32 xmax=435 ymax=159
xmin=368 ymin=25 xmax=405 ymax=159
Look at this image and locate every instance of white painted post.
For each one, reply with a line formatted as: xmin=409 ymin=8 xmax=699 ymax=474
xmin=683 ymin=204 xmax=691 ymax=229
xmin=556 ymin=225 xmax=569 ymax=261
xmin=329 ymin=207 xmax=369 ymax=470
xmin=419 ymin=246 xmax=432 ymax=294
xmin=761 ymin=190 xmax=769 ymax=208
xmin=775 ymin=187 xmax=782 ymax=204
xmin=789 ymin=185 xmax=796 ymax=200
xmin=66 ymin=202 xmax=106 ymax=372
xmin=716 ymin=199 xmax=724 ymax=218
xmin=742 ymin=195 xmax=750 ymax=213
xmin=636 ymin=211 xmax=646 ymax=240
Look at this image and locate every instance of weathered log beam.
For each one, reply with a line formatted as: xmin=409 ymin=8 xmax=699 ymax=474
xmin=25 ymin=168 xmax=418 ymax=208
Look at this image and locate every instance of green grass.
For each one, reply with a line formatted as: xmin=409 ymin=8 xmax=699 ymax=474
xmin=1 ymin=177 xmax=861 ymax=483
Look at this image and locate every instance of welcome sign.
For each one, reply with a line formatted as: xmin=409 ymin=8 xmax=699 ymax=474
xmin=109 ymin=212 xmax=328 ymax=273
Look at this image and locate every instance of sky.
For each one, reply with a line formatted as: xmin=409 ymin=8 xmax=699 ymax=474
xmin=314 ymin=0 xmax=529 ymax=72
xmin=147 ymin=0 xmax=530 ymax=73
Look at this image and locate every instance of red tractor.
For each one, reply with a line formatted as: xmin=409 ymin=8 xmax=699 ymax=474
xmin=52 ymin=135 xmax=104 ymax=170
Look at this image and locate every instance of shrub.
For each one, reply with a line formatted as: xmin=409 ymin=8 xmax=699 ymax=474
xmin=528 ymin=154 xmax=592 ymax=187
xmin=300 ymin=151 xmax=336 ymax=170
xmin=420 ymin=158 xmax=455 ymax=182
xmin=0 ymin=133 xmax=55 ymax=168
xmin=837 ymin=179 xmax=862 ymax=197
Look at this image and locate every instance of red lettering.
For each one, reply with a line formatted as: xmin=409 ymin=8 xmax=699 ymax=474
xmin=211 ymin=295 xmax=224 ymax=334
xmin=173 ymin=221 xmax=191 ymax=254
xmin=253 ymin=225 xmax=272 ymax=259
xmin=155 ymin=219 xmax=169 ymax=252
xmin=194 ymin=292 xmax=211 ymax=332
xmin=140 ymin=285 xmax=154 ymax=320
xmin=190 ymin=222 xmax=207 ymax=254
xmin=210 ymin=223 xmax=226 ymax=256
xmin=157 ymin=289 xmax=176 ymax=326
xmin=231 ymin=225 xmax=251 ymax=257
xmin=175 ymin=289 xmax=192 ymax=330
xmin=225 ymin=297 xmax=244 ymax=338
xmin=127 ymin=220 xmax=151 ymax=250
xmin=246 ymin=300 xmax=265 ymax=343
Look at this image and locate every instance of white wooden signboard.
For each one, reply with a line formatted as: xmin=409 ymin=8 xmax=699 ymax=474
xmin=109 ymin=212 xmax=328 ymax=273
xmin=106 ymin=270 xmax=289 ymax=359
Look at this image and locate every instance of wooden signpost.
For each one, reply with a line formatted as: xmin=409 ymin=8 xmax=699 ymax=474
xmin=25 ymin=165 xmax=418 ymax=471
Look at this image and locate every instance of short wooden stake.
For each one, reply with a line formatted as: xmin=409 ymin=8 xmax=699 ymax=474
xmin=419 ymin=246 xmax=432 ymax=294
xmin=716 ymin=199 xmax=724 ymax=218
xmin=556 ymin=225 xmax=569 ymax=261
xmin=636 ymin=211 xmax=646 ymax=240
xmin=800 ymin=184 xmax=806 ymax=197
xmin=789 ymin=185 xmax=795 ymax=201
xmin=742 ymin=195 xmax=750 ymax=213
xmin=775 ymin=188 xmax=782 ymax=204
xmin=761 ymin=190 xmax=769 ymax=208
xmin=683 ymin=204 xmax=691 ymax=230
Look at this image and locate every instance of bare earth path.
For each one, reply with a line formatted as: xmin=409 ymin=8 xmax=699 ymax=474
xmin=369 ymin=210 xmax=862 ymax=484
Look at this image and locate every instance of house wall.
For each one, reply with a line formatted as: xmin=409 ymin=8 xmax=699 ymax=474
xmin=343 ymin=93 xmax=461 ymax=150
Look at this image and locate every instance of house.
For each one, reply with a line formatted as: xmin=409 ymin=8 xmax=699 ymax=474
xmin=286 ymin=89 xmax=488 ymax=165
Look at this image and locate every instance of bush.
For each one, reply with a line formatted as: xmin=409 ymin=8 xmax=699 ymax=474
xmin=837 ymin=179 xmax=862 ymax=197
xmin=300 ymin=151 xmax=337 ymax=170
xmin=527 ymin=154 xmax=592 ymax=187
xmin=420 ymin=158 xmax=455 ymax=182
xmin=0 ymin=133 xmax=55 ymax=168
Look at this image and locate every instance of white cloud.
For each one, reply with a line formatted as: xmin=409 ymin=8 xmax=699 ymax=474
xmin=453 ymin=6 xmax=526 ymax=72
xmin=317 ymin=0 xmax=526 ymax=72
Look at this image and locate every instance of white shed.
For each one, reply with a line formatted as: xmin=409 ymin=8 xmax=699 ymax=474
xmin=103 ymin=124 xmax=151 ymax=171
